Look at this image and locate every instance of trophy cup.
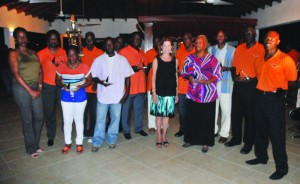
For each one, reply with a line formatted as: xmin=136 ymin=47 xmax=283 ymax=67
xmin=66 ymin=15 xmax=84 ymax=57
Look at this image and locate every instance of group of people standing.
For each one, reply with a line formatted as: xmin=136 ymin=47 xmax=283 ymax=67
xmin=9 ymin=25 xmax=297 ymax=180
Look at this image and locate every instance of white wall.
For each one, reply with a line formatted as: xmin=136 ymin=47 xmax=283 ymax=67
xmin=0 ymin=6 xmax=49 ymax=48
xmin=244 ymin=0 xmax=300 ymax=29
xmin=50 ymin=18 xmax=139 ymax=38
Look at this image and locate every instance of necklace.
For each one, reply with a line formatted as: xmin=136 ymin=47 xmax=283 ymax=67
xmin=67 ymin=62 xmax=79 ymax=69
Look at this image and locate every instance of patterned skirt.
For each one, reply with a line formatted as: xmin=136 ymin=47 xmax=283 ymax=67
xmin=150 ymin=95 xmax=175 ymax=117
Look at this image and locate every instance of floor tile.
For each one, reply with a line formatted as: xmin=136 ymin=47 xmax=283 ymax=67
xmin=152 ymin=158 xmax=196 ymax=181
xmin=179 ymin=169 xmax=232 ymax=184
xmin=101 ymin=157 xmax=147 ymax=180
xmin=121 ymin=169 xmax=174 ymax=184
xmin=129 ymin=148 xmax=171 ymax=167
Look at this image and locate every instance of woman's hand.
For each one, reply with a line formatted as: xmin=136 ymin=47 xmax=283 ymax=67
xmin=29 ymin=89 xmax=40 ymax=100
xmin=152 ymin=92 xmax=158 ymax=104
xmin=175 ymin=93 xmax=179 ymax=104
xmin=188 ymin=76 xmax=197 ymax=83
xmin=197 ymin=78 xmax=213 ymax=84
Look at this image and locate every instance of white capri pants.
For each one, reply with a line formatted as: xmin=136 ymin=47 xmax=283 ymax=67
xmin=61 ymin=100 xmax=87 ymax=145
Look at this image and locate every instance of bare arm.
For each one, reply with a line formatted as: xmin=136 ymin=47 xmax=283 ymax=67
xmin=119 ymin=77 xmax=130 ymax=104
xmin=38 ymin=66 xmax=43 ymax=93
xmin=175 ymin=59 xmax=179 ymax=103
xmin=55 ymin=73 xmax=66 ymax=89
xmin=9 ymin=50 xmax=40 ymax=99
xmin=151 ymin=58 xmax=158 ymax=104
xmin=78 ymin=73 xmax=92 ymax=89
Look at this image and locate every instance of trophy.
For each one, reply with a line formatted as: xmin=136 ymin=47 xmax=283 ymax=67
xmin=66 ymin=15 xmax=84 ymax=57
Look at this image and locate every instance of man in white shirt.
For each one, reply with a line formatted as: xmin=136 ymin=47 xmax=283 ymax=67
xmin=208 ymin=30 xmax=235 ymax=144
xmin=90 ymin=37 xmax=134 ymax=151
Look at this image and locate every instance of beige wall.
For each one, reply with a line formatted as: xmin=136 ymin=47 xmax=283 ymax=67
xmin=0 ymin=6 xmax=49 ymax=48
xmin=244 ymin=0 xmax=300 ymax=29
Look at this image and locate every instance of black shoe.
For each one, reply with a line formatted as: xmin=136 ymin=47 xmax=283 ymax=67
xmin=269 ymin=171 xmax=288 ymax=180
xmin=224 ymin=140 xmax=240 ymax=147
xmin=182 ymin=142 xmax=193 ymax=148
xmin=137 ymin=130 xmax=148 ymax=136
xmin=245 ymin=158 xmax=268 ymax=165
xmin=124 ymin=133 xmax=132 ymax=140
xmin=175 ymin=131 xmax=184 ymax=137
xmin=47 ymin=139 xmax=54 ymax=146
xmin=240 ymin=145 xmax=252 ymax=154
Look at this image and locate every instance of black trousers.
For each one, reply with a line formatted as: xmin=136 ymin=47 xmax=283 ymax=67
xmin=230 ymin=80 xmax=257 ymax=146
xmin=42 ymin=82 xmax=62 ymax=140
xmin=83 ymin=93 xmax=97 ymax=137
xmin=254 ymin=91 xmax=288 ymax=172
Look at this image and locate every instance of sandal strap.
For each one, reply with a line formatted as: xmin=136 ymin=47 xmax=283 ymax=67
xmin=76 ymin=145 xmax=84 ymax=151
xmin=63 ymin=145 xmax=71 ymax=151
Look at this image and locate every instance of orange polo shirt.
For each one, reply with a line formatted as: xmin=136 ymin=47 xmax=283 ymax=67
xmin=145 ymin=48 xmax=158 ymax=91
xmin=82 ymin=47 xmax=104 ymax=93
xmin=176 ymin=46 xmax=195 ymax=94
xmin=119 ymin=45 xmax=147 ymax=95
xmin=232 ymin=42 xmax=265 ymax=79
xmin=38 ymin=47 xmax=68 ymax=85
xmin=257 ymin=50 xmax=297 ymax=92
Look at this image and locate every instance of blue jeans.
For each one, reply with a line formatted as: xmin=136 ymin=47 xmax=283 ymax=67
xmin=178 ymin=94 xmax=187 ymax=133
xmin=92 ymin=102 xmax=121 ymax=146
xmin=12 ymin=82 xmax=43 ymax=154
xmin=121 ymin=93 xmax=145 ymax=134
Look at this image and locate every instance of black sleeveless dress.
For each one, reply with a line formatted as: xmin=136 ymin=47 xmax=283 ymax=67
xmin=150 ymin=56 xmax=177 ymax=117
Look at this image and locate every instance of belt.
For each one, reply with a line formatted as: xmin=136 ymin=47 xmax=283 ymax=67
xmin=257 ymin=89 xmax=276 ymax=95
xmin=235 ymin=77 xmax=257 ymax=83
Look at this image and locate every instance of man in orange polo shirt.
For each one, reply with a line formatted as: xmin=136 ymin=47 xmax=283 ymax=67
xmin=38 ymin=30 xmax=67 ymax=146
xmin=246 ymin=31 xmax=297 ymax=180
xmin=145 ymin=36 xmax=161 ymax=134
xmin=175 ymin=33 xmax=195 ymax=137
xmin=119 ymin=32 xmax=148 ymax=139
xmin=82 ymin=32 xmax=104 ymax=142
xmin=225 ymin=27 xmax=265 ymax=154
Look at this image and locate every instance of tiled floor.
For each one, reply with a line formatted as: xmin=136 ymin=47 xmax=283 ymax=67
xmin=1 ymin=92 xmax=300 ymax=184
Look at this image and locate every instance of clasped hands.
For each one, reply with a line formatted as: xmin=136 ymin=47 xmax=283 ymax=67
xmin=188 ymin=76 xmax=213 ymax=84
xmin=132 ymin=65 xmax=148 ymax=73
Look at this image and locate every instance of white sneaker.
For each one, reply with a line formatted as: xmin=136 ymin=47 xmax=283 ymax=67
xmin=87 ymin=138 xmax=92 ymax=143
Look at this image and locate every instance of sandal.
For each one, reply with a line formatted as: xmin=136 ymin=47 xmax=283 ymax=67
xmin=156 ymin=142 xmax=162 ymax=148
xmin=76 ymin=145 xmax=84 ymax=154
xmin=31 ymin=152 xmax=38 ymax=158
xmin=163 ymin=141 xmax=170 ymax=147
xmin=62 ymin=144 xmax=71 ymax=154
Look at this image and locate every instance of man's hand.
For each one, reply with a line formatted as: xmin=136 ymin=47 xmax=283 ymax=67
xmin=92 ymin=83 xmax=97 ymax=91
xmin=132 ymin=66 xmax=141 ymax=72
xmin=119 ymin=93 xmax=129 ymax=104
xmin=222 ymin=66 xmax=232 ymax=72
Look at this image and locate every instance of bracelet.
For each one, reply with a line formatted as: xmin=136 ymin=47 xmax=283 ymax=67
xmin=152 ymin=89 xmax=156 ymax=92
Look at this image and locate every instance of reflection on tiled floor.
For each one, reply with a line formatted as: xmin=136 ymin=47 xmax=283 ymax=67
xmin=1 ymin=92 xmax=300 ymax=184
